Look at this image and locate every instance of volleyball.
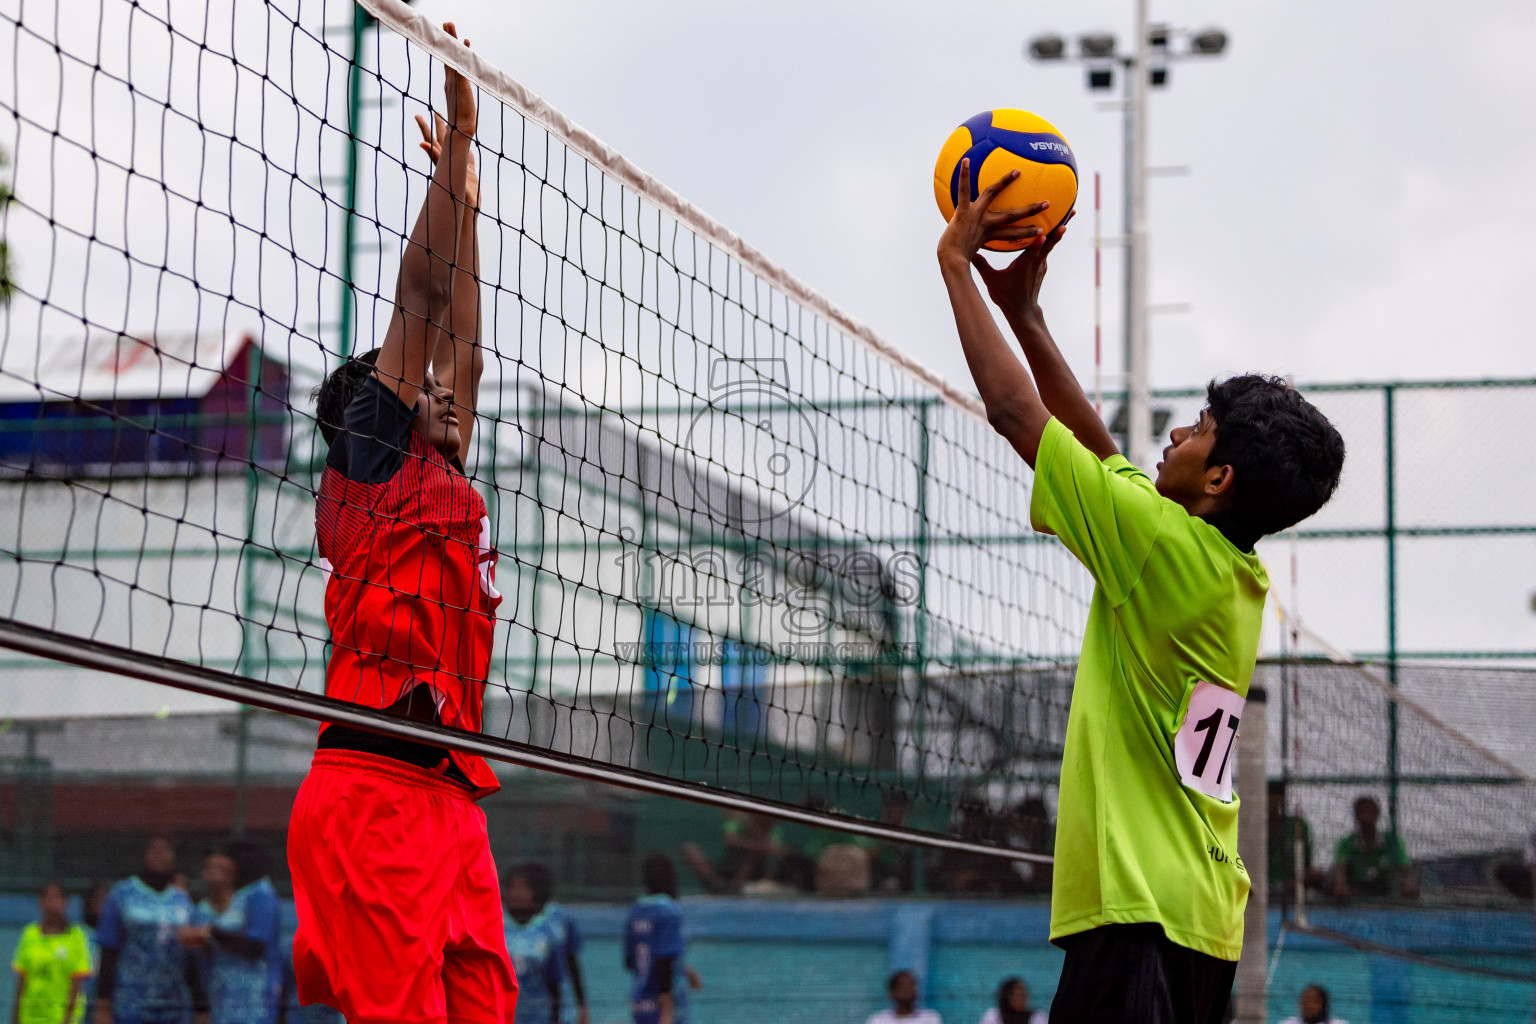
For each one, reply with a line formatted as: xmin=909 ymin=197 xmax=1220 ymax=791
xmin=933 ymin=109 xmax=1078 ymax=251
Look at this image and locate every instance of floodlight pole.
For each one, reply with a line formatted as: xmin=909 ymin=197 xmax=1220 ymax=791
xmin=1026 ymin=19 xmax=1226 ymax=468
xmin=1126 ymin=0 xmax=1152 ymax=469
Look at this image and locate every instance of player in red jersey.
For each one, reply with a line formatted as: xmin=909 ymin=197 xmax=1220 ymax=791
xmin=286 ymin=23 xmax=518 ymax=1024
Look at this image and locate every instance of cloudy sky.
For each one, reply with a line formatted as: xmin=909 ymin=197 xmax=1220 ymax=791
xmin=407 ymin=0 xmax=1535 ymax=392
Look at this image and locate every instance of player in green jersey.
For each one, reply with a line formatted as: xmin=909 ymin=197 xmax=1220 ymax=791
xmin=936 ymin=162 xmax=1345 ymax=1023
xmin=11 ymin=882 xmax=93 ymax=1024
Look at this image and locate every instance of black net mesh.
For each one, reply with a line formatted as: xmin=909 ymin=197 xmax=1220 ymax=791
xmin=1260 ymin=658 xmax=1535 ymax=1016
xmin=0 ymin=0 xmax=1088 ymax=844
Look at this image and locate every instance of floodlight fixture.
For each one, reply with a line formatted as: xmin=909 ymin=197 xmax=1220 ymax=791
xmin=1150 ymin=67 xmax=1168 ymax=87
xmin=1148 ymin=24 xmax=1170 ymax=50
xmin=1079 ymin=32 xmax=1116 ymax=59
xmin=1027 ymin=34 xmax=1066 ymax=61
xmin=1087 ymin=68 xmax=1114 ymax=90
xmin=1191 ymin=29 xmax=1228 ymax=56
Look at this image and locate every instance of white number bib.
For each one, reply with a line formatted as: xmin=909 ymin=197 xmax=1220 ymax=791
xmin=1175 ymin=681 xmax=1246 ymax=802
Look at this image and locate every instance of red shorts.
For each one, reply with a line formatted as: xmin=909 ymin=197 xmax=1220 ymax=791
xmin=288 ymin=750 xmax=518 ymax=1024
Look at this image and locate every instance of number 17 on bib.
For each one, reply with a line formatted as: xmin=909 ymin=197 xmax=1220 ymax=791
xmin=1175 ymin=680 xmax=1246 ymax=802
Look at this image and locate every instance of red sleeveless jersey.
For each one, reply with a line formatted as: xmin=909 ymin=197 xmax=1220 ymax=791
xmin=315 ymin=375 xmax=501 ymax=797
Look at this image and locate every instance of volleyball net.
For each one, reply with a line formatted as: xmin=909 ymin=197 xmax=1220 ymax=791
xmin=1258 ymin=637 xmax=1536 ymax=1011
xmin=0 ymin=0 xmax=1091 ymax=855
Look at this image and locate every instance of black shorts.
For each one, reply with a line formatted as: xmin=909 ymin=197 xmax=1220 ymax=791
xmin=1049 ymin=923 xmax=1236 ymax=1024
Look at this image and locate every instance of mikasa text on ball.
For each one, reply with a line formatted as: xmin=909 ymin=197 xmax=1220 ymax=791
xmin=934 ymin=109 xmax=1078 ymax=252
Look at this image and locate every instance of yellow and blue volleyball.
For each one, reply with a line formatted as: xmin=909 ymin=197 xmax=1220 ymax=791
xmin=933 ymin=109 xmax=1078 ymax=252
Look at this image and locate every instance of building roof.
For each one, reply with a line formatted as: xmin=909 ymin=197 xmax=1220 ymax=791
xmin=0 ymin=331 xmax=262 ymax=404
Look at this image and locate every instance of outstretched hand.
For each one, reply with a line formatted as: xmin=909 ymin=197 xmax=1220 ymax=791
xmin=415 ymin=111 xmax=480 ymax=211
xmin=439 ymin=22 xmax=477 ymax=140
xmin=936 ymin=158 xmax=1047 ymax=268
xmin=970 ymin=209 xmax=1075 ymax=323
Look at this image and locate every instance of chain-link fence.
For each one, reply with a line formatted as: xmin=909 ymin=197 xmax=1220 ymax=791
xmin=1131 ymin=378 xmax=1536 ymax=662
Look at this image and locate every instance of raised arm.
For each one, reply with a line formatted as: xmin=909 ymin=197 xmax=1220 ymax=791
xmin=936 ymin=160 xmax=1052 ymax=466
xmin=415 ymin=103 xmax=484 ymax=465
xmin=970 ymin=212 xmax=1119 ymax=461
xmin=372 ymin=22 xmax=477 ymax=412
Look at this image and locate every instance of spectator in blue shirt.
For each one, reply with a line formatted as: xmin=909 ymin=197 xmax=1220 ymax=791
xmin=503 ymin=864 xmax=565 ymax=1024
xmin=93 ymin=836 xmax=206 ymax=1024
xmin=521 ymin=864 xmax=588 ymax=1024
xmin=179 ymin=841 xmax=281 ymax=1024
xmin=623 ymin=855 xmax=700 ymax=1024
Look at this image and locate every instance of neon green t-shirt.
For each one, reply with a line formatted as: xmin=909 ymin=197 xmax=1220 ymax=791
xmin=1031 ymin=417 xmax=1268 ymax=961
xmin=11 ymin=922 xmax=92 ymax=1024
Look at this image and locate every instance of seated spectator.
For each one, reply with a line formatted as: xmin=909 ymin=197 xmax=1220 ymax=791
xmin=864 ymin=970 xmax=941 ymax=1024
xmin=1332 ymin=796 xmax=1416 ymax=901
xmin=1278 ymin=984 xmax=1348 ymax=1024
xmin=1268 ymin=781 xmax=1324 ymax=898
xmin=800 ymin=792 xmax=921 ymax=895
xmin=814 ymin=843 xmax=871 ymax=895
xmin=680 ymin=812 xmax=785 ymax=893
xmin=683 ymin=811 xmax=821 ymax=894
xmin=934 ymin=803 xmax=1014 ymax=894
xmin=811 ymin=791 xmax=916 ymax=893
xmin=977 ymin=977 xmax=1046 ymax=1024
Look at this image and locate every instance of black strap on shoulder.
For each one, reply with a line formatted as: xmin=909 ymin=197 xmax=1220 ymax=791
xmin=325 ymin=375 xmax=418 ymax=484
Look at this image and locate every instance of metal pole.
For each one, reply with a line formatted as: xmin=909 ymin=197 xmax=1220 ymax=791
xmin=0 ymin=617 xmax=1055 ymax=865
xmin=1093 ymin=171 xmax=1103 ymax=414
xmin=1235 ymin=686 xmax=1268 ymax=1024
xmin=912 ymin=400 xmax=932 ymax=774
xmin=1126 ymin=0 xmax=1152 ymax=469
xmin=911 ymin=399 xmax=933 ymax=894
xmin=1384 ymin=384 xmax=1399 ymax=832
xmin=529 ymin=407 xmax=545 ymax=696
xmin=1121 ymin=61 xmax=1134 ymax=432
xmin=233 ymin=340 xmax=263 ymax=835
xmin=337 ymin=7 xmax=369 ymax=360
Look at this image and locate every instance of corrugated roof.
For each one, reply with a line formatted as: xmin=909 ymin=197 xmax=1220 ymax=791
xmin=0 ymin=331 xmax=258 ymax=404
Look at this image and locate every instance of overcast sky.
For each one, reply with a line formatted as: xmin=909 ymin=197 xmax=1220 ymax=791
xmin=404 ymin=0 xmax=1535 ymax=393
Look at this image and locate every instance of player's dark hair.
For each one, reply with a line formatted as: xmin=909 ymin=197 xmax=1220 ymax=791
xmin=1204 ymin=375 xmax=1345 ymax=539
xmin=997 ymin=977 xmax=1030 ymax=1024
xmin=37 ymin=879 xmax=63 ymax=899
xmin=641 ymin=852 xmax=677 ymax=898
xmin=1302 ymin=984 xmax=1330 ymax=1021
xmin=508 ymin=862 xmax=555 ymax=907
xmin=887 ymin=969 xmax=916 ymax=994
xmin=313 ymin=348 xmax=382 ymax=446
xmin=142 ymin=833 xmax=176 ymax=863
xmin=218 ymin=839 xmax=272 ymax=891
xmin=1354 ymin=794 xmax=1379 ymax=813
